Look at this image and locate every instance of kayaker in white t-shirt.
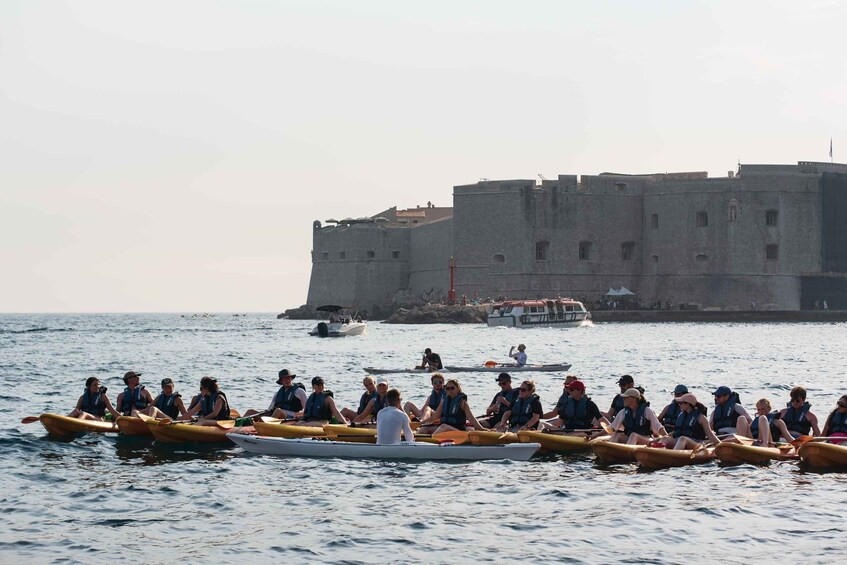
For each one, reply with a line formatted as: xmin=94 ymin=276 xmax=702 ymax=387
xmin=509 ymin=344 xmax=527 ymax=367
xmin=376 ymin=389 xmax=415 ymax=445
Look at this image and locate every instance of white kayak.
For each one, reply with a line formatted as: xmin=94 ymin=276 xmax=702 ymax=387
xmin=363 ymin=363 xmax=571 ymax=375
xmin=229 ymin=434 xmax=541 ymax=461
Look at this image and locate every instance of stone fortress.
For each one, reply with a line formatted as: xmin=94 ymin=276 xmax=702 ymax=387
xmin=306 ymin=161 xmax=847 ymax=316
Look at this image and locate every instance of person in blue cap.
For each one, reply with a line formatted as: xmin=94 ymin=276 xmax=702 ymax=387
xmin=710 ymin=385 xmax=752 ymax=435
xmin=657 ymin=384 xmax=689 ymax=433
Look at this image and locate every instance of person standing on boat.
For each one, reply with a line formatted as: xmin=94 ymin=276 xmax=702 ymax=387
xmin=653 ymin=393 xmax=721 ymax=450
xmin=509 ymin=344 xmax=527 ymax=367
xmin=341 ymin=375 xmax=377 ymax=422
xmin=774 ymin=386 xmax=820 ymax=439
xmin=480 ymin=373 xmax=520 ymax=428
xmin=376 ymin=388 xmax=415 ymax=445
xmin=541 ymin=380 xmax=609 ymax=434
xmin=138 ymin=378 xmax=189 ymax=420
xmin=821 ymin=395 xmax=847 ymax=444
xmin=68 ymin=377 xmax=120 ymax=421
xmin=416 ymin=348 xmax=443 ymax=371
xmin=115 ymin=371 xmax=155 ymax=417
xmin=403 ymin=373 xmax=446 ymax=423
xmin=657 ymin=384 xmax=689 ymax=433
xmin=604 ymin=375 xmax=636 ymax=420
xmin=495 ymin=380 xmax=543 ymax=432
xmin=353 ymin=377 xmax=391 ymax=424
xmin=300 ymin=377 xmax=347 ymax=427
xmin=710 ymin=386 xmax=752 ymax=435
xmin=422 ymin=379 xmax=484 ymax=434
xmin=244 ymin=369 xmax=307 ymax=419
xmin=609 ymin=388 xmax=667 ymax=445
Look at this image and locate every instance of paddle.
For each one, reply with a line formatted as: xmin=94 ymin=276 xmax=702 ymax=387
xmin=21 ymin=416 xmax=40 ymax=424
xmin=599 ymin=421 xmax=616 ymax=435
xmin=432 ymin=430 xmax=470 ymax=445
xmin=789 ymin=435 xmax=847 ymax=447
xmin=543 ymin=428 xmax=606 ymax=435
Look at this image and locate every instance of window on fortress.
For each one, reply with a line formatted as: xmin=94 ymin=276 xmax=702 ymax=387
xmin=766 ymin=210 xmax=778 ymax=226
xmin=621 ymin=242 xmax=635 ymax=261
xmin=493 ymin=254 xmax=505 ymax=263
xmin=578 ymin=241 xmax=592 ymax=261
xmin=392 ymin=251 xmax=400 ymax=259
xmin=651 ymin=214 xmax=658 ymax=230
xmin=729 ymin=206 xmax=737 ymax=222
xmin=696 ymin=211 xmax=708 ymax=228
xmin=367 ymin=251 xmax=375 ymax=259
xmin=535 ymin=241 xmax=549 ymax=261
xmin=766 ymin=245 xmax=779 ymax=261
xmin=695 ymin=254 xmax=708 ymax=263
xmin=339 ymin=251 xmax=346 ymax=259
xmin=651 ymin=255 xmax=658 ymax=263
xmin=321 ymin=252 xmax=329 ymax=261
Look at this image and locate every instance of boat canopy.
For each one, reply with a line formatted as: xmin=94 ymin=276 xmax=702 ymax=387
xmin=316 ymin=305 xmax=353 ymax=312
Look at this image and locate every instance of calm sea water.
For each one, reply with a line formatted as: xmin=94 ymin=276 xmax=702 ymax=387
xmin=1 ymin=314 xmax=846 ymax=564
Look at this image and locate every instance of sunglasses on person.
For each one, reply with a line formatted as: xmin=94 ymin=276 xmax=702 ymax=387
xmin=444 ymin=385 xmax=456 ymax=390
xmin=790 ymin=397 xmax=804 ymax=403
xmin=519 ymin=387 xmax=531 ymax=392
xmin=432 ymin=380 xmax=443 ymax=385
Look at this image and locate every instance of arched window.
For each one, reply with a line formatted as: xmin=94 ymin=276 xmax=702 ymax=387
xmin=493 ymin=253 xmax=505 ymax=263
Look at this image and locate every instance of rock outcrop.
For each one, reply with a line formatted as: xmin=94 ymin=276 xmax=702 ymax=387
xmin=383 ymin=304 xmax=487 ymax=324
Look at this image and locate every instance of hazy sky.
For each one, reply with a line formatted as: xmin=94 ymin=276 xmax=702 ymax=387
xmin=2 ymin=1 xmax=844 ymax=312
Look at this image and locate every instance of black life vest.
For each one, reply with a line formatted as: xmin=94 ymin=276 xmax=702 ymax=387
xmin=201 ymin=391 xmax=231 ymax=420
xmin=441 ymin=394 xmax=467 ymax=428
xmin=273 ymin=384 xmax=305 ymax=412
xmin=674 ymin=408 xmax=706 ymax=440
xmin=826 ymin=410 xmax=847 ymax=434
xmin=487 ymin=388 xmax=518 ymax=425
xmin=509 ymin=394 xmax=539 ymax=428
xmin=154 ymin=392 xmax=182 ymax=419
xmin=623 ymin=402 xmax=651 ymax=436
xmin=357 ymin=390 xmax=376 ymax=414
xmin=781 ymin=401 xmax=812 ymax=435
xmin=610 ymin=394 xmax=625 ymax=415
xmin=304 ymin=391 xmax=333 ymax=421
xmin=427 ymin=388 xmax=447 ymax=410
xmin=561 ymin=396 xmax=592 ymax=429
xmin=119 ymin=386 xmax=149 ymax=416
xmin=81 ymin=389 xmax=106 ymax=417
xmin=712 ymin=392 xmax=741 ymax=430
xmin=661 ymin=401 xmax=682 ymax=429
xmin=750 ymin=411 xmax=779 ymax=439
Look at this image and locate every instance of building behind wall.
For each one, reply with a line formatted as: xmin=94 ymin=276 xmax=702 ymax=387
xmin=306 ymin=161 xmax=847 ymax=314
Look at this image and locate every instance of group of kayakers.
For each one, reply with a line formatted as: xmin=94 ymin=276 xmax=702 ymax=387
xmin=67 ymin=368 xmax=847 ymax=449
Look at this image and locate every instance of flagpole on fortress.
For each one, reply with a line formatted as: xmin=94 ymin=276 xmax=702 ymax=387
xmin=448 ymin=256 xmax=457 ymax=305
xmin=830 ymin=137 xmax=833 ymax=163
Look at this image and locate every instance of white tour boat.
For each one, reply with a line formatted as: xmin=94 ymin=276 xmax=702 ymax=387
xmin=487 ymin=298 xmax=591 ymax=328
xmin=308 ymin=305 xmax=368 ymax=337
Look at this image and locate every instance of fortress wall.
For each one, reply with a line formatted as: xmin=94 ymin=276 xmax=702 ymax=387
xmin=408 ymin=217 xmax=453 ymax=299
xmin=307 ymin=223 xmax=410 ymax=312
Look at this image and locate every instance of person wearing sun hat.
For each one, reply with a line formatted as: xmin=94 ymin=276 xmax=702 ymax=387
xmin=709 ymin=385 xmax=752 ymax=435
xmin=608 ymin=388 xmax=667 ymax=445
xmin=353 ymin=377 xmax=392 ymax=424
xmin=244 ymin=369 xmax=308 ymax=419
xmin=657 ymin=384 xmax=689 ymax=433
xmin=653 ymin=392 xmax=721 ymax=450
xmin=115 ymin=371 xmax=155 ymax=417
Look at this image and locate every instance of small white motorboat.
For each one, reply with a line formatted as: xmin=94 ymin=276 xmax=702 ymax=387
xmin=308 ymin=305 xmax=368 ymax=337
xmin=229 ymin=434 xmax=541 ymax=461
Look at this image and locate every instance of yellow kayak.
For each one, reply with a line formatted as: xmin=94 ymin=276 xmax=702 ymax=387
xmin=254 ymin=422 xmax=327 ymax=438
xmin=591 ymin=440 xmax=643 ymax=463
xmin=798 ymin=442 xmax=847 ymax=469
xmin=633 ymin=446 xmax=716 ymax=469
xmin=517 ymin=431 xmax=608 ymax=453
xmin=39 ymin=414 xmax=118 ymax=437
xmin=116 ymin=416 xmax=153 ymax=437
xmin=145 ymin=419 xmax=255 ymax=443
xmin=714 ymin=442 xmax=797 ymax=466
xmin=468 ymin=430 xmax=519 ymax=446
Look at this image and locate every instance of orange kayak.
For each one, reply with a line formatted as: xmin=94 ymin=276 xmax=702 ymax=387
xmin=798 ymin=442 xmax=847 ymax=469
xmin=39 ymin=414 xmax=118 ymax=437
xmin=633 ymin=446 xmax=716 ymax=469
xmin=116 ymin=416 xmax=153 ymax=436
xmin=145 ymin=419 xmax=255 ymax=443
xmin=254 ymin=422 xmax=327 ymax=438
xmin=714 ymin=442 xmax=797 ymax=466
xmin=591 ymin=441 xmax=643 ymax=463
xmin=517 ymin=431 xmax=606 ymax=453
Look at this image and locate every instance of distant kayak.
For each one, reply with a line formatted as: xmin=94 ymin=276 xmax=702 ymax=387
xmin=364 ymin=362 xmax=572 ymax=375
xmin=230 ymin=434 xmax=541 ymax=461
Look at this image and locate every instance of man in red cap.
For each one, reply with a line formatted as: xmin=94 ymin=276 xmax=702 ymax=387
xmin=541 ymin=379 xmax=610 ymax=436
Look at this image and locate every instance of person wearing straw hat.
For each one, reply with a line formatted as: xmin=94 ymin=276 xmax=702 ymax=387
xmin=653 ymin=393 xmax=721 ymax=450
xmin=608 ymin=388 xmax=667 ymax=445
xmin=115 ymin=371 xmax=155 ymax=417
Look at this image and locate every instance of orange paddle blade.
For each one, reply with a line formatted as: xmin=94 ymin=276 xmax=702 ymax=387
xmin=21 ymin=416 xmax=40 ymax=424
xmin=484 ymin=361 xmax=497 ymax=368
xmin=216 ymin=420 xmax=236 ymax=429
xmin=432 ymin=430 xmax=470 ymax=445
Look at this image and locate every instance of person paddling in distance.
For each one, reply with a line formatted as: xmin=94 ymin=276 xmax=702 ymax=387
xmin=185 ymin=376 xmax=231 ymax=424
xmin=480 ymin=373 xmax=520 ymax=429
xmin=541 ymin=375 xmax=578 ymax=422
xmin=299 ymin=377 xmax=347 ymax=427
xmin=710 ymin=386 xmax=752 ymax=435
xmin=735 ymin=398 xmax=785 ymax=446
xmin=656 ymin=384 xmax=689 ymax=433
xmin=416 ymin=348 xmax=443 ymax=371
xmin=403 ymin=373 xmax=446 ymax=423
xmin=137 ymin=378 xmax=189 ymax=420
xmin=608 ymin=388 xmax=667 ymax=445
xmin=421 ymin=379 xmax=484 ymax=434
xmin=541 ymin=379 xmax=609 ymax=434
xmin=775 ymin=386 xmax=820 ymax=439
xmin=508 ymin=344 xmax=527 ymax=367
xmin=495 ymin=380 xmax=543 ymax=433
xmin=68 ymin=377 xmax=120 ymax=421
xmin=821 ymin=394 xmax=847 ymax=444
xmin=603 ymin=374 xmax=636 ymax=420
xmin=653 ymin=393 xmax=721 ymax=450
xmin=341 ymin=375 xmax=377 ymax=422
xmin=244 ymin=369 xmax=307 ymax=420
xmin=376 ymin=388 xmax=415 ymax=445
xmin=115 ymin=371 xmax=155 ymax=417
xmin=353 ymin=377 xmax=391 ymax=424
